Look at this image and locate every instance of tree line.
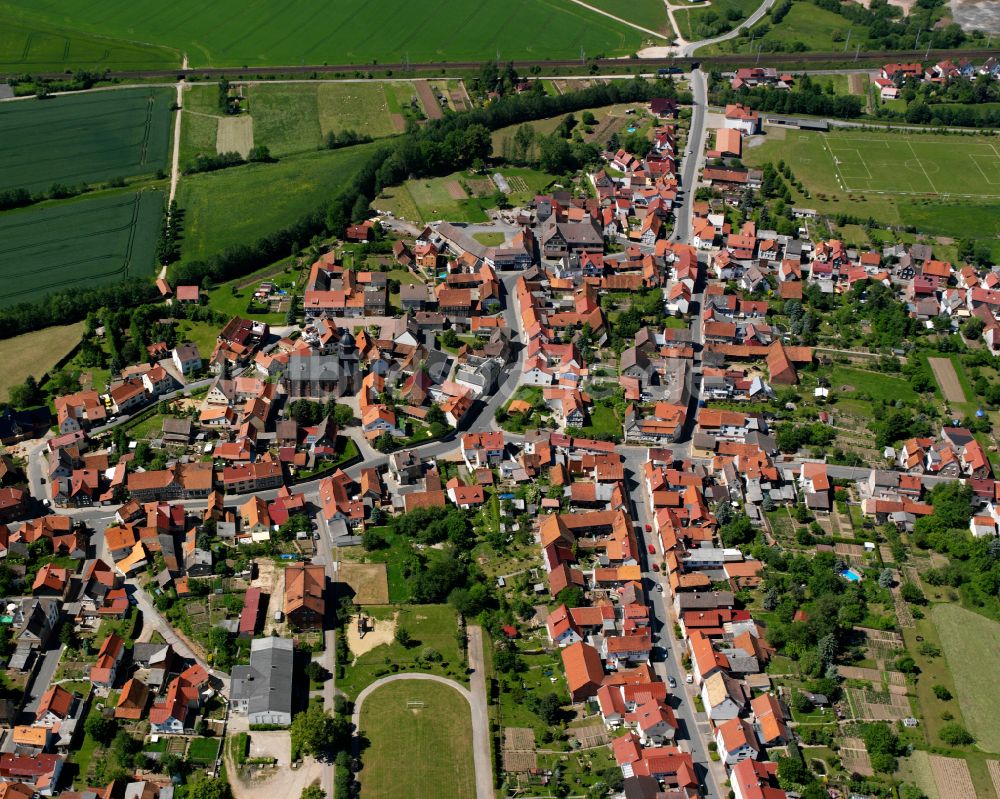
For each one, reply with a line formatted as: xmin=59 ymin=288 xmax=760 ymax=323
xmin=711 ymin=81 xmax=864 ymax=119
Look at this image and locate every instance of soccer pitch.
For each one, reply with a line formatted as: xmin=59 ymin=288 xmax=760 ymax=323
xmin=821 ymin=131 xmax=1000 ymax=197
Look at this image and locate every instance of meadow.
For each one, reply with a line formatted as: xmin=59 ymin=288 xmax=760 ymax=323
xmin=0 ymin=88 xmax=173 ymax=193
xmin=932 ymin=603 xmax=1000 ymax=753
xmin=704 ymin=2 xmax=865 ymax=53
xmin=247 ymin=82 xmax=415 ymax=155
xmin=358 ymin=680 xmax=475 ymax=799
xmin=0 ymin=190 xmax=162 ymax=307
xmin=673 ymin=0 xmax=765 ymax=42
xmin=0 ymin=0 xmax=657 ymax=71
xmin=175 ymin=142 xmax=378 ymax=263
xmin=0 ymin=322 xmax=84 ymax=402
xmin=373 ymin=167 xmax=555 ymax=224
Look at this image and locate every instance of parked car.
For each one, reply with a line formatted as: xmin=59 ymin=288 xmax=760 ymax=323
xmin=645 ymin=524 xmax=652 ymax=532
xmin=656 ymin=584 xmax=663 ymax=592
xmin=647 ymin=544 xmax=655 ymax=554
xmin=652 ymin=563 xmax=660 ymax=572
xmin=685 ymin=673 xmax=693 ymax=684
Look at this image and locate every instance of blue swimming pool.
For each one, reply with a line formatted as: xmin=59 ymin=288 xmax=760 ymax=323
xmin=841 ymin=568 xmax=862 ymax=582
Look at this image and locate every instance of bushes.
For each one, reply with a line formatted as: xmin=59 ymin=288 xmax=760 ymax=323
xmin=939 ymin=723 xmax=974 ymax=746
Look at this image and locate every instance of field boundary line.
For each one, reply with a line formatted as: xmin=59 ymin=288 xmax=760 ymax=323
xmin=906 ymin=140 xmax=937 ymax=193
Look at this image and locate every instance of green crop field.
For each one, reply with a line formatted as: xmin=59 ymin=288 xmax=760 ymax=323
xmin=0 ymin=190 xmax=162 ymax=307
xmin=0 ymin=88 xmax=173 ymax=193
xmin=358 ymin=680 xmax=474 ymax=799
xmin=176 ymin=143 xmax=378 ymax=264
xmin=0 ymin=16 xmax=178 ymax=74
xmin=0 ymin=0 xmax=661 ymax=73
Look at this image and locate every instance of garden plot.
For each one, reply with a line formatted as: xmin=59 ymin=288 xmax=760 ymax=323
xmin=928 ymin=755 xmax=976 ymax=799
xmin=845 ymin=684 xmax=912 ymax=721
xmin=839 ymin=737 xmax=873 ymax=776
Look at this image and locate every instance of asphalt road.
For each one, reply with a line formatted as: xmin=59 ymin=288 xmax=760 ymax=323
xmin=671 ymin=68 xmax=707 ymax=246
xmin=621 ymin=449 xmax=725 ymax=799
xmin=681 ymin=0 xmax=779 ymax=56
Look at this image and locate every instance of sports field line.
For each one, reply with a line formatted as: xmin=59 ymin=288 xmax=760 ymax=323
xmin=860 ymin=189 xmax=1000 ymax=198
xmin=823 ymin=134 xmax=852 ymax=192
xmin=906 ymin=140 xmax=937 ymax=193
xmin=836 ymin=148 xmax=873 ymax=181
xmin=968 ymin=153 xmax=1000 ymax=186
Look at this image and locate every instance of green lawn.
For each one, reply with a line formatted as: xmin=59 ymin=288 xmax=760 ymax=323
xmin=358 ymin=679 xmax=474 ymax=799
xmin=932 ymin=602 xmax=1000 ymax=752
xmin=572 ymin=401 xmax=622 ymax=442
xmin=187 ymin=737 xmax=220 ymax=764
xmin=175 ymin=142 xmax=377 ymax=264
xmin=0 ymin=0 xmax=652 ymax=69
xmin=473 ymin=232 xmax=505 ymax=246
xmin=828 ymin=366 xmax=918 ymax=403
xmin=173 ymin=320 xmax=223 ymax=363
xmin=338 ymin=605 xmax=466 ymax=698
xmin=0 ymin=189 xmax=163 ymax=307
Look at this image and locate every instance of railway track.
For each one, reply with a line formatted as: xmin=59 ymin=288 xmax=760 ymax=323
xmin=16 ymin=47 xmax=1000 ymax=82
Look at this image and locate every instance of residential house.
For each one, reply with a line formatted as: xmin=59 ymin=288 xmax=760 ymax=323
xmin=285 ymin=562 xmax=325 ymax=630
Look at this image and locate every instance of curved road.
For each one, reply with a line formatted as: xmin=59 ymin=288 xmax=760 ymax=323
xmin=351 ymin=634 xmax=491 ymax=799
xmin=681 ymin=0 xmax=778 ymax=56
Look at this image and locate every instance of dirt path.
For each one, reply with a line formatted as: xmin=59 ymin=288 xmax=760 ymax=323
xmin=414 ymin=80 xmax=442 ymax=120
xmin=226 ymin=734 xmax=324 ymax=799
xmin=563 ymin=0 xmax=670 ymax=38
xmin=928 ymin=357 xmax=968 ymax=404
xmin=160 ymin=64 xmax=185 ymax=282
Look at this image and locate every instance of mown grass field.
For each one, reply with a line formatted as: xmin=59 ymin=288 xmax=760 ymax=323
xmin=932 ymin=603 xmax=1000 ymax=753
xmin=743 ymin=128 xmax=1000 ymax=258
xmin=175 ymin=143 xmax=377 ymax=264
xmin=0 ymin=88 xmax=173 ymax=193
xmin=0 ymin=190 xmax=162 ymax=307
xmin=747 ymin=128 xmax=1000 ymax=198
xmin=181 ymin=82 xmax=415 ymax=163
xmin=0 ymin=322 xmax=83 ymax=402
xmin=358 ymin=680 xmax=474 ymax=799
xmin=248 ymin=82 xmax=414 ymax=155
xmin=0 ymin=16 xmax=177 ymax=73
xmin=0 ymin=0 xmax=656 ymax=70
